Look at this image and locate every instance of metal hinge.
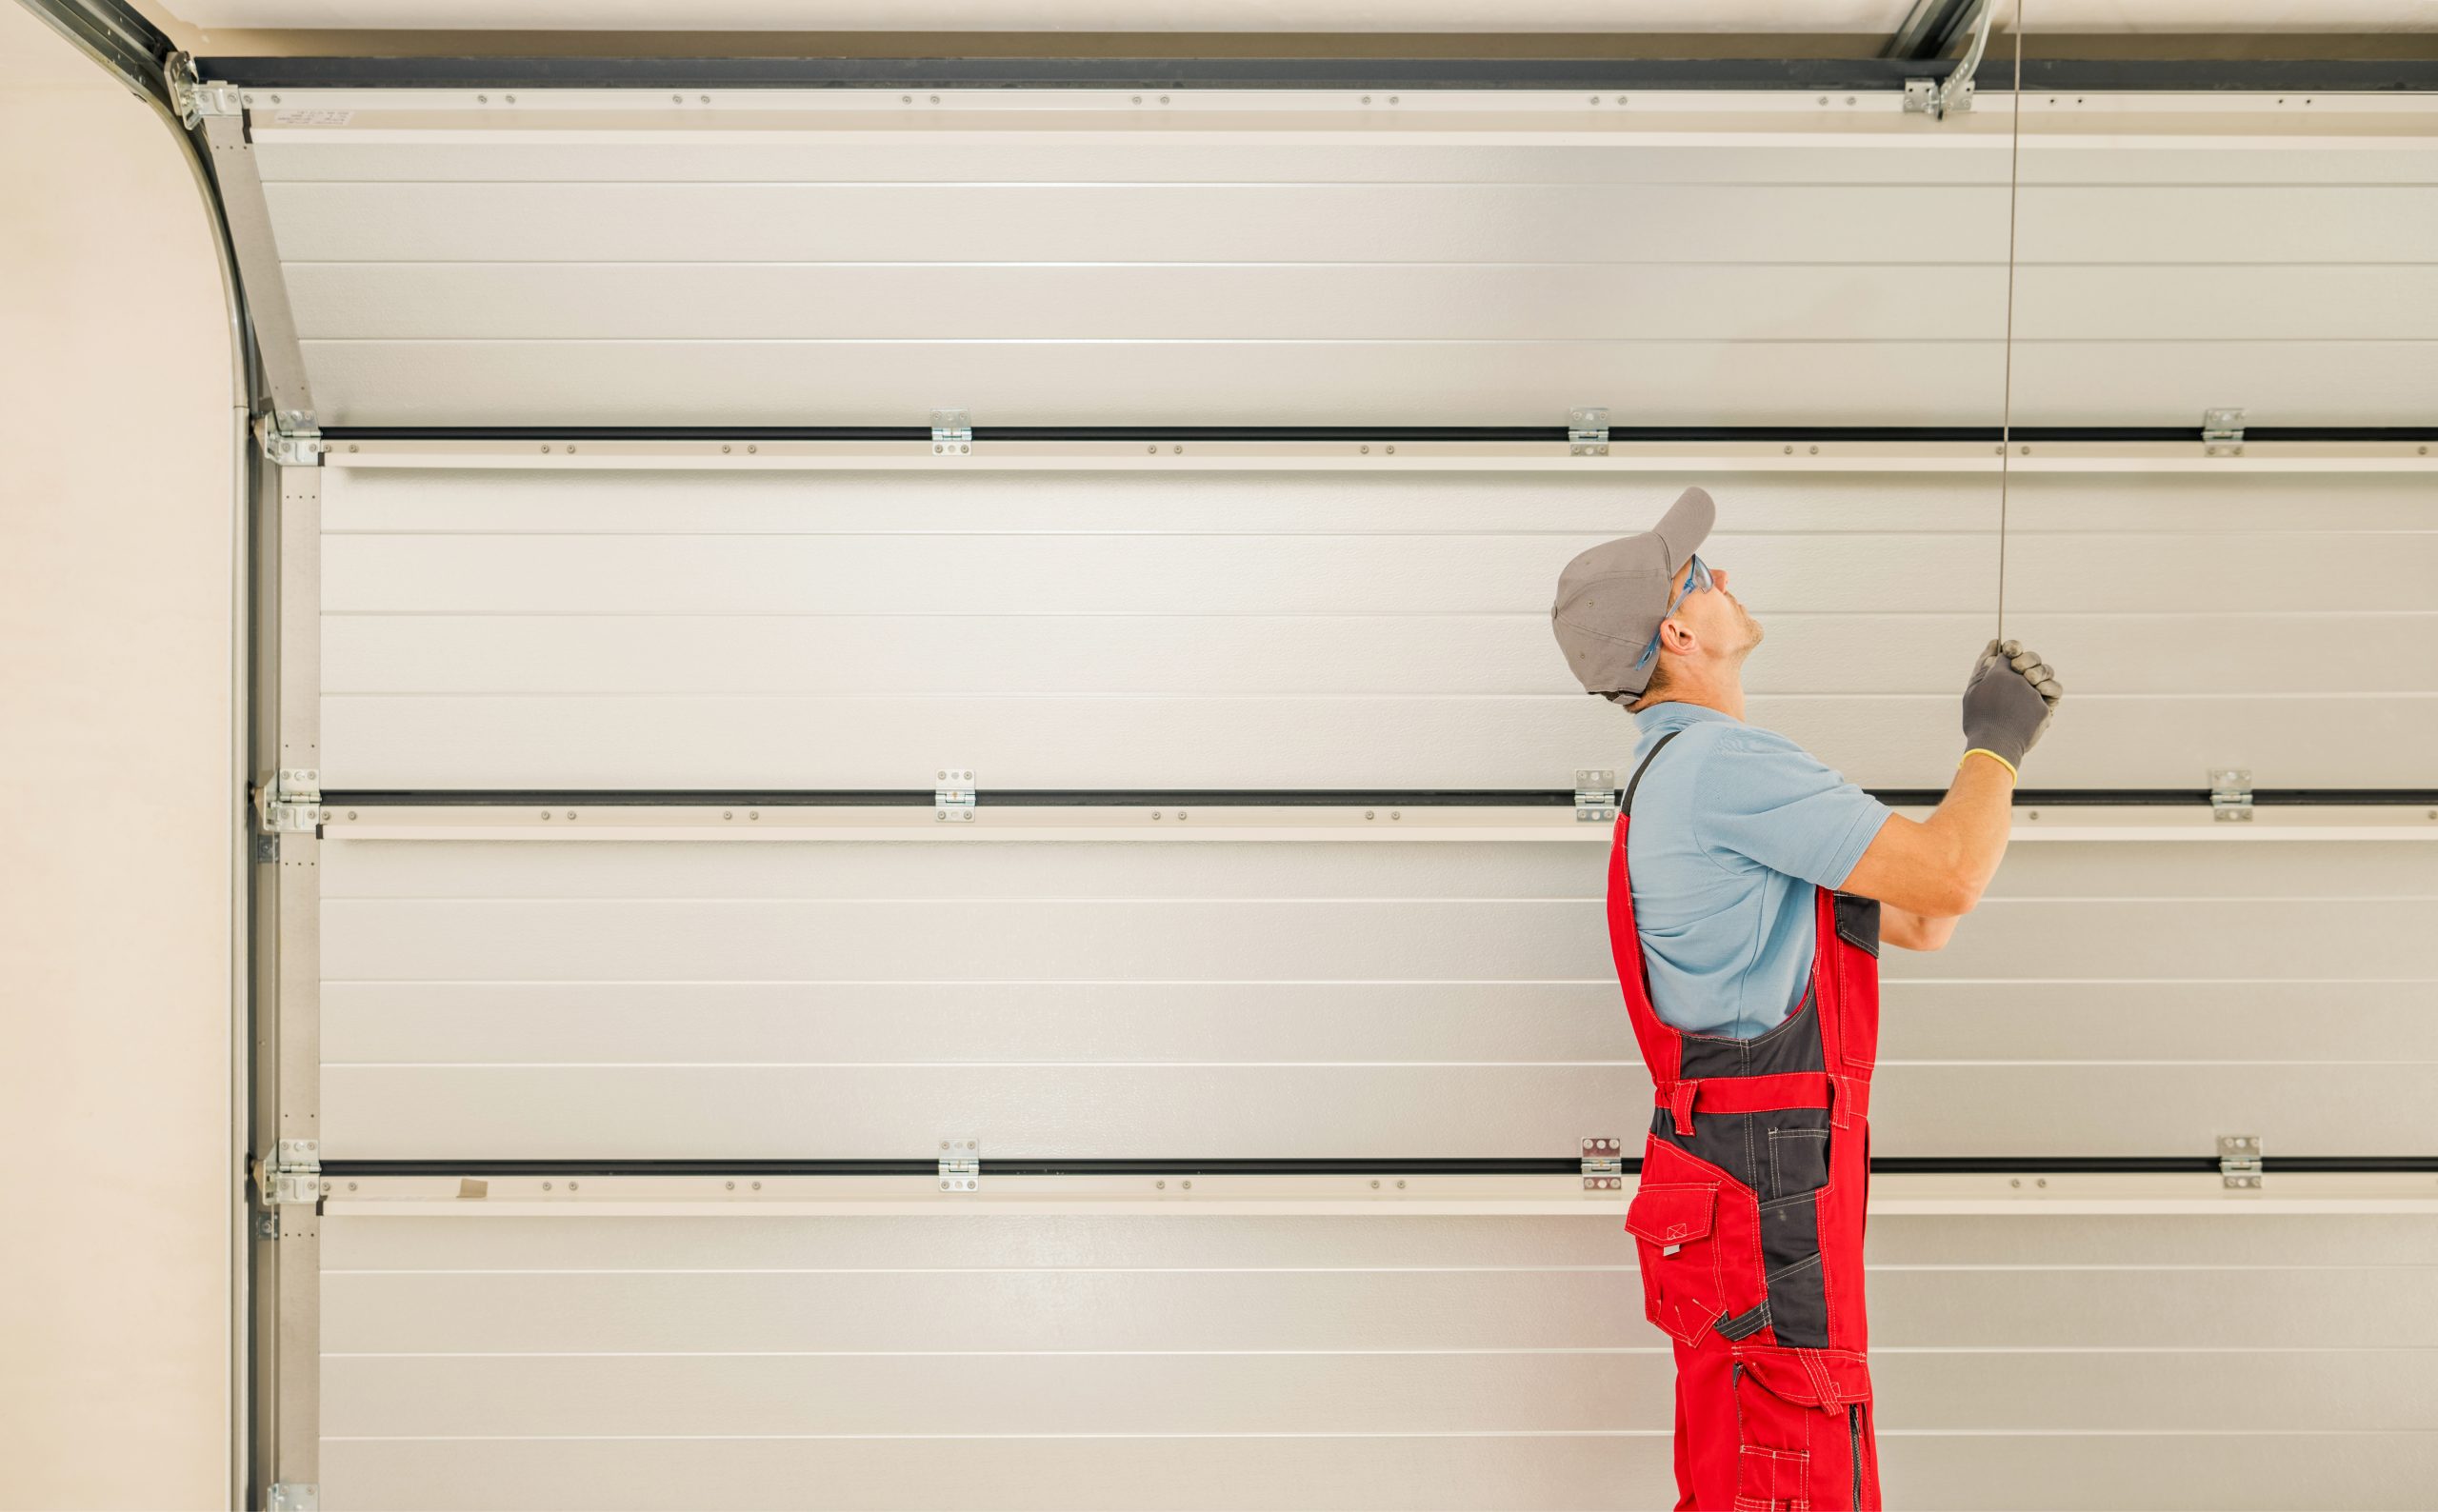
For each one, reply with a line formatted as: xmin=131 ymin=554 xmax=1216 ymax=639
xmin=254 ymin=1139 xmax=323 ymax=1208
xmin=1568 ymin=407 xmax=1610 ymax=457
xmin=1581 ymin=1136 xmax=1625 ymax=1191
xmin=2210 ymin=768 xmax=2254 ymax=823
xmin=168 ymin=54 xmax=244 ymax=128
xmin=256 ymin=768 xmax=323 ymax=834
xmin=2217 ymin=1135 xmax=2264 ymax=1190
xmin=1574 ymin=768 xmax=1619 ymax=823
xmin=2203 ymin=407 xmax=2246 ymax=457
xmin=938 ymin=1137 xmax=980 ymax=1193
xmin=1903 ymin=0 xmax=1995 ymax=120
xmin=253 ymin=408 xmax=324 ymax=467
xmin=267 ymin=1484 xmax=319 ymax=1512
xmin=934 ymin=768 xmax=976 ymax=823
xmin=930 ymin=408 xmax=972 ymax=457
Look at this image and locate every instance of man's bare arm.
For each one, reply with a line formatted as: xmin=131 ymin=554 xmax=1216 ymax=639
xmin=1880 ymin=901 xmax=1959 ymax=951
xmin=1840 ymin=752 xmax=2015 ymax=920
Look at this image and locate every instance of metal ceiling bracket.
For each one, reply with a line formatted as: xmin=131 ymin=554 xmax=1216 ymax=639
xmin=1568 ymin=407 xmax=1610 ymax=457
xmin=267 ymin=1484 xmax=319 ymax=1512
xmin=256 ymin=768 xmax=323 ymax=834
xmin=1903 ymin=0 xmax=1996 ymax=119
xmin=255 ymin=1139 xmax=324 ymax=1209
xmin=2218 ymin=1135 xmax=2264 ymax=1190
xmin=2210 ymin=768 xmax=2255 ymax=823
xmin=938 ymin=1137 xmax=981 ymax=1193
xmin=931 ymin=408 xmax=973 ymax=457
xmin=1575 ymin=769 xmax=1619 ymax=823
xmin=2203 ymin=407 xmax=2247 ymax=457
xmin=934 ymin=768 xmax=976 ymax=823
xmin=168 ymin=53 xmax=242 ymax=128
xmin=1581 ymin=1136 xmax=1625 ymax=1191
xmin=254 ymin=410 xmax=324 ymax=467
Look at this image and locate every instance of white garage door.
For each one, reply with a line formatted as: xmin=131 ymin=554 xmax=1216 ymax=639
xmin=220 ymin=65 xmax=2438 ymax=1512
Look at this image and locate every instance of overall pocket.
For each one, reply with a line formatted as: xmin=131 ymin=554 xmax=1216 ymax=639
xmin=1623 ymin=1181 xmax=1725 ymax=1345
xmin=1729 ymin=1345 xmax=1877 ymax=1512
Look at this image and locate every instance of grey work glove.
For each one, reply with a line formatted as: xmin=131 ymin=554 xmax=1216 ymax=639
xmin=1960 ymin=638 xmax=2064 ymax=775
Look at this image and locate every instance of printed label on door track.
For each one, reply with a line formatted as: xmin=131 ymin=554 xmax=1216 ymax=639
xmin=271 ymin=109 xmax=354 ymax=127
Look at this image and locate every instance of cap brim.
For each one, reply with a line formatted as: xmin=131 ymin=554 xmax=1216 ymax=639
xmin=1651 ymin=486 xmax=1714 ymax=574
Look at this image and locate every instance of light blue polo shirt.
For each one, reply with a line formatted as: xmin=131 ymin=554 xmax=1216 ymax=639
xmin=1622 ymin=703 xmax=1893 ymax=1038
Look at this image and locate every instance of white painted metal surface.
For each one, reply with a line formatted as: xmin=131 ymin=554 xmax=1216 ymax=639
xmin=317 ymin=832 xmax=2438 ymax=1162
xmin=312 ymin=1191 xmax=2438 ymax=1510
xmin=316 ymin=462 xmax=2438 ymax=791
xmin=228 ymin=89 xmax=2438 ymax=428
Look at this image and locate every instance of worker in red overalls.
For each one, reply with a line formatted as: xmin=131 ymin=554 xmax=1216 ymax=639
xmin=1549 ymin=487 xmax=2064 ymax=1509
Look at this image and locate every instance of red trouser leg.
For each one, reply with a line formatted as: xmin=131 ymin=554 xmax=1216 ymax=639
xmin=1668 ymin=1334 xmax=1881 ymax=1511
xmin=1669 ymin=1334 xmax=1738 ymax=1509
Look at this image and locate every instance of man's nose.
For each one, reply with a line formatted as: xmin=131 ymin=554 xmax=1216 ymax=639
xmin=1712 ymin=567 xmax=1730 ymax=592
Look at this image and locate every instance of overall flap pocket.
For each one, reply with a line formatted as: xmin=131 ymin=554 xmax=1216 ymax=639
xmin=1733 ymin=1344 xmax=1873 ymax=1411
xmin=1624 ymin=1183 xmax=1717 ymax=1247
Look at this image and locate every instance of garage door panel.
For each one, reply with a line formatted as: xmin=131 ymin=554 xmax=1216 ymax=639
xmin=318 ymin=466 xmax=2430 ymax=542
xmin=316 ymin=1212 xmax=1632 ymax=1273
xmin=321 ymin=897 xmax=1602 ymax=982
xmin=318 ymin=1064 xmax=1628 ymax=1162
xmin=317 ymin=521 xmax=2433 ymax=618
xmin=2008 ymin=340 xmax=2438 ymax=427
xmin=319 ymin=1346 xmax=2431 ymax=1441
xmin=263 ymin=181 xmax=2003 ymax=265
xmin=317 ymin=465 xmax=2431 ymax=789
xmin=2018 ymin=186 xmax=2438 ymax=264
xmin=321 ymin=467 xmax=1978 ymax=537
xmin=312 ymin=1210 xmax=2438 ymax=1273
xmin=322 ymin=1266 xmax=1641 ymax=1354
xmin=254 ymin=135 xmax=2011 ymax=189
xmin=315 ymin=1206 xmax=2438 ymax=1510
xmin=320 ymin=1433 xmax=1651 ymax=1512
xmin=317 ymin=1258 xmax=2427 ymax=1359
xmin=2014 ymin=266 xmax=2438 ymax=342
xmin=322 ymin=1062 xmax=2438 ymax=1162
xmin=300 ymin=338 xmax=2009 ymax=428
xmin=288 ymin=262 xmax=2001 ymax=343
xmin=1884 ymin=982 xmax=2438 ymax=1064
xmin=1883 ymin=1065 xmax=2438 ymax=1156
xmin=317 ymin=835 xmax=2434 ymax=1159
xmin=323 ymin=1351 xmax=1638 ymax=1439
xmin=1914 ymin=898 xmax=2438 ymax=981
xmin=318 ymin=836 xmax=1599 ymax=900
xmin=318 ymin=688 xmax=2438 ymax=789
xmin=316 ymin=1431 xmax=2438 ymax=1512
xmin=324 ymin=981 xmax=1628 ymax=1064
xmin=324 ymin=609 xmax=2436 ymax=699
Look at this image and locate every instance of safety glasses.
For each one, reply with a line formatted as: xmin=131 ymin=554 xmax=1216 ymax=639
xmin=1633 ymin=552 xmax=1711 ymax=670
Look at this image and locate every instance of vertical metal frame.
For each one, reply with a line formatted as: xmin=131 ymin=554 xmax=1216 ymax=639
xmin=248 ymin=459 xmax=321 ymax=1505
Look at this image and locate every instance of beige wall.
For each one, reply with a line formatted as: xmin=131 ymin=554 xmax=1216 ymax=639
xmin=0 ymin=6 xmax=240 ymax=1507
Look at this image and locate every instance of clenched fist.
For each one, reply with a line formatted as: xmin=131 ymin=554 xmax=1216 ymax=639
xmin=1961 ymin=638 xmax=2064 ymax=775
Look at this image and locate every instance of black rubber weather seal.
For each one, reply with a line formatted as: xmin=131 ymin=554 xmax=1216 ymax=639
xmin=323 ymin=1157 xmax=1582 ymax=1179
xmin=320 ymin=423 xmax=2438 ymax=446
xmin=200 ymin=55 xmax=2438 ymax=95
xmin=323 ymin=786 xmax=2438 ymax=810
xmin=323 ymin=1154 xmax=2438 ymax=1180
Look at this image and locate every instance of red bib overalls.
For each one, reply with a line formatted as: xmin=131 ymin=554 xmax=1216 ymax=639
xmin=1607 ymin=727 xmax=1884 ymax=1511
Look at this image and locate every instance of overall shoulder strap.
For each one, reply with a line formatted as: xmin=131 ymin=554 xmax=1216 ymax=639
xmin=1620 ymin=726 xmax=1689 ymax=819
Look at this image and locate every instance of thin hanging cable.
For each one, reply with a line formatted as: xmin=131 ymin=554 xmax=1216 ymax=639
xmin=1995 ymin=1 xmax=2026 ymax=639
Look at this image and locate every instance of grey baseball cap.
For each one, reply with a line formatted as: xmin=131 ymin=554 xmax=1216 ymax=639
xmin=1549 ymin=486 xmax=1716 ymax=699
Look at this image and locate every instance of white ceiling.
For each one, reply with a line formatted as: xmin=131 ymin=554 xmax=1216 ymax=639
xmin=151 ymin=1 xmax=2438 ymax=35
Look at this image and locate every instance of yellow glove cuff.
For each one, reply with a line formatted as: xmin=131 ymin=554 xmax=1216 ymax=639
xmin=1960 ymin=747 xmax=2020 ymax=781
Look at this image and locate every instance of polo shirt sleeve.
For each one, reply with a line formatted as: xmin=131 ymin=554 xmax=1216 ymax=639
xmin=1694 ymin=727 xmax=1893 ymax=890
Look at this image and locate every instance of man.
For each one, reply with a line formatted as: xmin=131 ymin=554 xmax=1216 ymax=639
xmin=1549 ymin=486 xmax=2062 ymax=1511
